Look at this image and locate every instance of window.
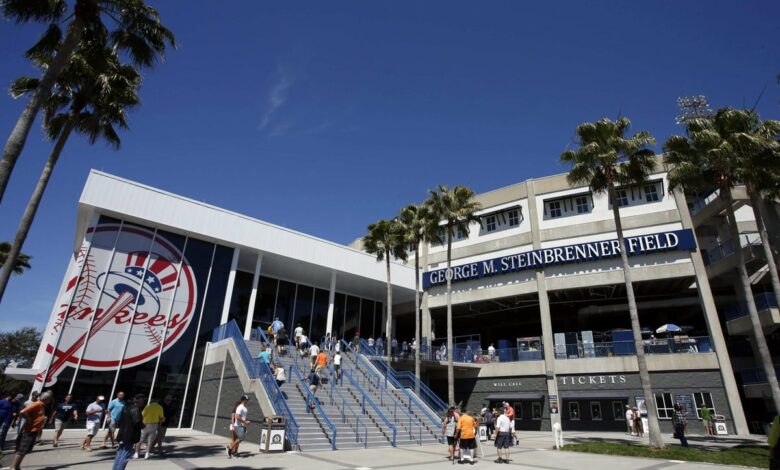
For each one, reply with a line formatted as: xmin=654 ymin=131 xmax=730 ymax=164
xmin=514 ymin=402 xmax=523 ymax=420
xmin=616 ymin=189 xmax=629 ymax=207
xmin=692 ymin=392 xmax=715 ymax=419
xmin=575 ymin=196 xmax=589 ymax=214
xmin=590 ymin=402 xmax=602 ymax=420
xmin=568 ymin=402 xmax=580 ymax=420
xmin=549 ymin=201 xmax=562 ymax=218
xmin=612 ymin=401 xmax=625 ymax=420
xmin=644 ymin=184 xmax=660 ymax=202
xmin=456 ymin=225 xmax=468 ymax=239
xmin=485 ymin=216 xmax=496 ymax=232
xmin=508 ymin=209 xmax=520 ymax=227
xmin=532 ymin=402 xmax=542 ymax=420
xmin=654 ymin=393 xmax=674 ymax=419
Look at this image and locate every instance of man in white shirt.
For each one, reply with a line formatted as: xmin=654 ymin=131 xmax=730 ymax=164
xmin=494 ymin=409 xmax=512 ymax=463
xmin=228 ymin=395 xmax=250 ymax=458
xmin=309 ymin=342 xmax=320 ymax=370
xmin=299 ymin=334 xmax=309 ymax=351
xmin=81 ymin=395 xmax=104 ymax=451
xmin=333 ymin=352 xmax=342 ymax=384
xmin=625 ymin=405 xmax=635 ymax=435
xmin=293 ymin=324 xmax=304 ymax=349
xmin=488 ymin=344 xmax=496 ymax=362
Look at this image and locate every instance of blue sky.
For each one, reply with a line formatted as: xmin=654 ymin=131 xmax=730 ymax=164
xmin=0 ymin=1 xmax=778 ymax=331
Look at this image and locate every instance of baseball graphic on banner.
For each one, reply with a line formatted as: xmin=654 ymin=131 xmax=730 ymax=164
xmin=38 ymin=224 xmax=197 ymax=386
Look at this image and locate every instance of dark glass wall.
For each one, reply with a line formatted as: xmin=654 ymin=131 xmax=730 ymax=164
xmin=310 ymin=289 xmax=329 ymax=342
xmin=252 ymin=276 xmax=278 ymax=331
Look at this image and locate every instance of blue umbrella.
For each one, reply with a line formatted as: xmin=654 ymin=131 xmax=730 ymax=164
xmin=655 ymin=324 xmax=682 ymax=334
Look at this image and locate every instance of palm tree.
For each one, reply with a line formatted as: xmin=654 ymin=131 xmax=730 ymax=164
xmin=0 ymin=242 xmax=31 ymax=275
xmin=560 ymin=117 xmax=665 ymax=448
xmin=0 ymin=44 xmax=140 ymax=303
xmin=665 ymin=108 xmax=780 ymax=412
xmin=425 ymin=185 xmax=481 ymax=405
xmin=399 ymin=203 xmax=440 ymax=391
xmin=0 ymin=0 xmax=174 ymax=205
xmin=363 ymin=219 xmax=408 ymax=364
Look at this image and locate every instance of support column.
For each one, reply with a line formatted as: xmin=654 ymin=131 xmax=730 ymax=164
xmin=325 ymin=271 xmax=337 ymax=335
xmin=220 ymin=247 xmax=241 ymax=325
xmin=243 ymin=253 xmax=263 ymax=340
xmin=673 ymin=189 xmax=750 ymax=435
xmin=420 ymin=242 xmax=433 ymax=356
xmin=527 ymin=179 xmax=561 ymax=432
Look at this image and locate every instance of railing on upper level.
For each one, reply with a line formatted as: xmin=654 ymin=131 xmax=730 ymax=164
xmin=690 ymin=189 xmax=721 ymax=215
xmin=289 ymin=363 xmax=337 ymax=450
xmin=725 ymin=292 xmax=778 ymax=321
xmin=554 ymin=336 xmax=713 ymax=359
xmin=740 ymin=364 xmax=780 ymax=385
xmin=703 ymin=233 xmax=762 ymax=265
xmin=211 ymin=321 xmax=299 ymax=449
xmin=340 ymin=368 xmax=397 ymax=446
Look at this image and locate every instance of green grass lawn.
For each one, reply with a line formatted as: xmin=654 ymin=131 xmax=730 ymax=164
xmin=562 ymin=442 xmax=769 ymax=468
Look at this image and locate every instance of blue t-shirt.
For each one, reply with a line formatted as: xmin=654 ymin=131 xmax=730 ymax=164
xmin=108 ymin=399 xmax=125 ymax=422
xmin=271 ymin=320 xmax=284 ymax=334
xmin=0 ymin=399 xmax=14 ymax=424
xmin=258 ymin=350 xmax=271 ymax=363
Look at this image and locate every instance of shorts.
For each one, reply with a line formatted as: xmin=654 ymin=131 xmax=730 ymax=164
xmin=156 ymin=426 xmax=168 ymax=442
xmin=17 ymin=432 xmax=37 ymax=455
xmin=495 ymin=432 xmax=512 ymax=448
xmin=234 ymin=424 xmax=247 ymax=442
xmin=276 ymin=379 xmax=286 ymax=387
xmin=309 ymin=384 xmax=318 ymax=393
xmin=140 ymin=423 xmax=159 ymax=443
xmin=54 ymin=419 xmax=69 ymax=432
xmin=107 ymin=417 xmax=117 ymax=433
xmin=86 ymin=420 xmax=98 ymax=436
xmin=446 ymin=436 xmax=456 ymax=445
xmin=459 ymin=438 xmax=476 ymax=450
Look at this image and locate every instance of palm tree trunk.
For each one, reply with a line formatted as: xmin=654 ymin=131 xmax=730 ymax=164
xmin=0 ymin=19 xmax=83 ymax=205
xmin=748 ymin=188 xmax=780 ymax=309
xmin=385 ymin=254 xmax=393 ymax=364
xmin=723 ymin=189 xmax=780 ymax=410
xmin=414 ymin=240 xmax=421 ymax=395
xmin=0 ymin=119 xmax=76 ymax=303
xmin=446 ymin=226 xmax=454 ymax=405
xmin=608 ymin=185 xmax=665 ymax=449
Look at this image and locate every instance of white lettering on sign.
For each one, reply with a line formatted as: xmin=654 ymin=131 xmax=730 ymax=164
xmin=559 ymin=375 xmax=627 ymax=387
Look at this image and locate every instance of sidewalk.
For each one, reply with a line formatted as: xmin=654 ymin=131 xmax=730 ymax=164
xmin=0 ymin=429 xmax=768 ymax=469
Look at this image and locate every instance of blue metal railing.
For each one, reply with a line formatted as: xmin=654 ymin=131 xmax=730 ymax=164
xmin=323 ymin=367 xmax=372 ymax=447
xmin=741 ymin=364 xmax=780 ymax=385
xmin=211 ymin=321 xmax=299 ymax=449
xmin=340 ymin=368 xmax=398 ymax=446
xmin=363 ymin=354 xmax=448 ymax=417
xmin=725 ymin=292 xmax=778 ymax=321
xmin=554 ymin=337 xmax=713 ymax=358
xmin=255 ymin=326 xmax=271 ymax=345
xmin=289 ymin=363 xmax=337 ymax=450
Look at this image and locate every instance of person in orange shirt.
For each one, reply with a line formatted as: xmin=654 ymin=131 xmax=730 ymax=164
xmin=456 ymin=408 xmax=478 ymax=464
xmin=11 ymin=391 xmax=53 ymax=470
xmin=315 ymin=351 xmax=329 ymax=375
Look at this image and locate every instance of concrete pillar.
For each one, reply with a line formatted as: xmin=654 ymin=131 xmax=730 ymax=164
xmin=243 ymin=253 xmax=263 ymax=340
xmin=420 ymin=242 xmax=433 ymax=356
xmin=526 ymin=179 xmax=561 ymax=432
xmin=325 ymin=271 xmax=336 ymax=335
xmin=673 ymin=189 xmax=750 ymax=435
xmin=220 ymin=247 xmax=241 ymax=325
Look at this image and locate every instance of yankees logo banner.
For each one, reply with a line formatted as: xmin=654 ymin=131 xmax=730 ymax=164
xmin=38 ymin=223 xmax=197 ymax=386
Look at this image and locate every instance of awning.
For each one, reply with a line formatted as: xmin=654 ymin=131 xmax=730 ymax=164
xmin=485 ymin=393 xmax=544 ymax=401
xmin=559 ymin=391 xmax=629 ymax=400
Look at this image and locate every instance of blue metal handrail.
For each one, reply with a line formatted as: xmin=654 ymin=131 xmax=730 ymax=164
xmin=364 ymin=355 xmax=448 ymax=416
xmin=289 ymin=363 xmax=337 ymax=450
xmin=340 ymin=368 xmax=397 ymax=446
xmin=255 ymin=326 xmax=271 ymax=345
xmin=212 ymin=321 xmax=299 ymax=449
xmin=323 ymin=367 xmax=371 ymax=447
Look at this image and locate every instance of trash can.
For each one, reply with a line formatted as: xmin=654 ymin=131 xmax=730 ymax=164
xmin=713 ymin=414 xmax=728 ymax=435
xmin=260 ymin=416 xmax=286 ymax=453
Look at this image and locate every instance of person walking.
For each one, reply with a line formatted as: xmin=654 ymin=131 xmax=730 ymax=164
xmin=135 ymin=397 xmax=164 ymax=459
xmin=111 ymin=394 xmax=144 ymax=470
xmin=672 ymin=403 xmax=688 ymax=447
xmin=503 ymin=402 xmax=517 ymax=445
xmin=333 ymin=351 xmax=342 ymax=384
xmin=8 ymin=391 xmax=52 ymax=469
xmin=51 ymin=393 xmax=78 ymax=447
xmin=315 ymin=350 xmax=328 ymax=375
xmin=494 ymin=407 xmax=512 ymax=464
xmin=274 ymin=363 xmax=287 ymax=388
xmin=0 ymin=391 xmax=20 ymax=451
xmin=294 ymin=323 xmax=304 ymax=350
xmin=226 ymin=400 xmax=240 ymax=459
xmin=487 ymin=344 xmax=496 ymax=363
xmin=700 ymin=405 xmax=714 ymax=437
xmin=275 ymin=327 xmax=288 ymax=356
xmin=102 ymin=392 xmax=126 ymax=449
xmin=482 ymin=407 xmax=494 ymax=440
xmin=456 ymin=408 xmax=478 ymax=464
xmin=769 ymin=414 xmax=779 ymax=470
xmin=228 ymin=395 xmax=250 ymax=458
xmin=633 ymin=407 xmax=644 ymax=438
xmin=442 ymin=407 xmax=459 ymax=464
xmin=153 ymin=395 xmax=175 ymax=455
xmin=352 ymin=331 xmax=360 ymax=354
xmin=81 ymin=395 xmax=105 ymax=452
xmin=306 ymin=369 xmax=321 ymax=410
xmin=625 ymin=405 xmax=635 ymax=435
xmin=309 ymin=342 xmax=320 ymax=371
xmin=258 ymin=347 xmax=271 ymax=364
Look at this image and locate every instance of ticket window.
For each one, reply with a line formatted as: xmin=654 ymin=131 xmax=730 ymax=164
xmin=513 ymin=402 xmax=523 ymax=427
xmin=569 ymin=401 xmax=580 ymax=420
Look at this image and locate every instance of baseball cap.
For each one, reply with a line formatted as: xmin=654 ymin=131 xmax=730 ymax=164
xmin=240 ymin=394 xmax=250 ymax=401
xmin=14 ymin=393 xmax=24 ymax=401
xmin=97 ymin=395 xmax=105 ymax=401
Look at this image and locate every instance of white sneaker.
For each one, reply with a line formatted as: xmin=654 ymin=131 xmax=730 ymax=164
xmin=144 ymin=453 xmax=150 ymax=460
xmin=132 ymin=452 xmax=139 ymax=459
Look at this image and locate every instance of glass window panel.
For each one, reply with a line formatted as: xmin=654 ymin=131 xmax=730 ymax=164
xmin=292 ymin=285 xmax=314 ymax=341
xmin=310 ymin=288 xmax=329 ymax=342
xmin=375 ymin=302 xmax=383 ymax=340
xmin=343 ymin=296 xmax=360 ymax=340
xmin=227 ymin=271 xmax=254 ymax=329
xmin=252 ymin=276 xmax=279 ymax=332
xmin=274 ymin=281 xmax=296 ymax=331
xmin=332 ymin=293 xmax=345 ymax=340
xmin=359 ymin=299 xmax=374 ymax=342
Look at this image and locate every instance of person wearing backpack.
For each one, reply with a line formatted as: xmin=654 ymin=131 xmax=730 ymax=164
xmin=111 ymin=394 xmax=144 ymax=470
xmin=442 ymin=407 xmax=459 ymax=463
